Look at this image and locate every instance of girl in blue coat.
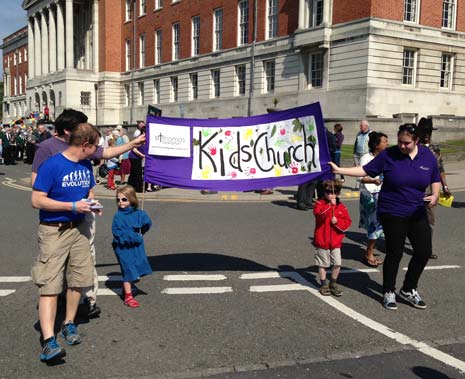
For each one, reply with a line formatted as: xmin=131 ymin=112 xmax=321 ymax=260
xmin=112 ymin=185 xmax=152 ymax=308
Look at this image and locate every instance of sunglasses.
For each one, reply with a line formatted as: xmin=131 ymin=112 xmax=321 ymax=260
xmin=116 ymin=197 xmax=129 ymax=203
xmin=398 ymin=124 xmax=416 ymax=134
xmin=324 ymin=190 xmax=340 ymax=195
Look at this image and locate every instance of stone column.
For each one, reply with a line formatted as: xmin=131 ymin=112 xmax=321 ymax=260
xmin=41 ymin=9 xmax=49 ymax=75
xmin=56 ymin=1 xmax=65 ymax=70
xmin=298 ymin=0 xmax=306 ymax=29
xmin=34 ymin=14 xmax=42 ymax=77
xmin=27 ymin=19 xmax=35 ymax=79
xmin=65 ymin=0 xmax=74 ymax=68
xmin=49 ymin=5 xmax=57 ymax=72
xmin=93 ymin=0 xmax=99 ymax=73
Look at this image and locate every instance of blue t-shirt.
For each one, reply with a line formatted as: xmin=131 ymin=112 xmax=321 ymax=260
xmin=34 ymin=153 xmax=96 ymax=222
xmin=363 ymin=145 xmax=440 ymax=218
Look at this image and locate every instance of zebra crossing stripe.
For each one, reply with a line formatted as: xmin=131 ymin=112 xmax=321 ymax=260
xmin=0 ymin=290 xmax=16 ymax=296
xmin=163 ymin=274 xmax=227 ymax=281
xmin=161 ymin=287 xmax=233 ymax=295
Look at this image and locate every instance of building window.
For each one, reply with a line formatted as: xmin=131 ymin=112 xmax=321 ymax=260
xmin=264 ymin=60 xmax=275 ymax=93
xmin=172 ymin=23 xmax=180 ymax=60
xmin=153 ymin=79 xmax=160 ymax=103
xmin=402 ymin=49 xmax=416 ymax=85
xmin=125 ymin=39 xmax=131 ymax=71
xmin=13 ymin=54 xmax=17 ymax=65
xmin=24 ymin=48 xmax=27 ymax=62
xmin=442 ymin=0 xmax=456 ymax=29
xmin=309 ymin=52 xmax=323 ymax=87
xmin=192 ymin=16 xmax=200 ymax=56
xmin=139 ymin=0 xmax=146 ymax=15
xmin=155 ymin=29 xmax=162 ymax=64
xmin=171 ymin=76 xmax=178 ymax=102
xmin=190 ymin=73 xmax=198 ymax=100
xmin=404 ymin=0 xmax=419 ymax=23
xmin=236 ymin=65 xmax=246 ymax=96
xmin=139 ymin=34 xmax=146 ymax=68
xmin=14 ymin=77 xmax=17 ymax=95
xmin=19 ymin=76 xmax=22 ymax=94
xmin=125 ymin=0 xmax=131 ymax=21
xmin=19 ymin=51 xmax=22 ymax=64
xmin=125 ymin=85 xmax=130 ymax=106
xmin=80 ymin=91 xmax=91 ymax=106
xmin=138 ymin=82 xmax=144 ymax=104
xmin=267 ymin=0 xmax=278 ymax=39
xmin=213 ymin=8 xmax=223 ymax=51
xmin=310 ymin=0 xmax=324 ymax=27
xmin=211 ymin=69 xmax=220 ymax=98
xmin=440 ymin=54 xmax=453 ymax=89
xmin=238 ymin=0 xmax=249 ymax=46
xmin=155 ymin=0 xmax=163 ymax=10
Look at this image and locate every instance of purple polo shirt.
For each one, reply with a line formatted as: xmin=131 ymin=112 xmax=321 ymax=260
xmin=363 ymin=145 xmax=441 ymax=218
xmin=32 ymin=136 xmax=104 ymax=173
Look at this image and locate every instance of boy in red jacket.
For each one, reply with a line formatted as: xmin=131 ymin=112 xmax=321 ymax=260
xmin=313 ymin=179 xmax=352 ymax=296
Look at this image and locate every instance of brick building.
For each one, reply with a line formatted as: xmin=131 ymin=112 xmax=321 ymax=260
xmin=1 ymin=0 xmax=465 ymax=125
xmin=1 ymin=27 xmax=28 ymax=121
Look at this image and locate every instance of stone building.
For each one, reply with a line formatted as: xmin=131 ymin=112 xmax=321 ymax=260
xmin=1 ymin=0 xmax=465 ymax=125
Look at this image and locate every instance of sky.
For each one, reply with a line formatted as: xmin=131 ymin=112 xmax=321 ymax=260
xmin=0 ymin=1 xmax=28 ymax=74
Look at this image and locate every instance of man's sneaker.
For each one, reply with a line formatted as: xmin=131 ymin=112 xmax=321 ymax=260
xmin=40 ymin=336 xmax=66 ymax=362
xmin=383 ymin=291 xmax=397 ymax=310
xmin=85 ymin=298 xmax=101 ymax=318
xmin=329 ymin=282 xmax=343 ymax=297
xmin=399 ymin=288 xmax=427 ymax=309
xmin=61 ymin=322 xmax=81 ymax=345
xmin=319 ymin=283 xmax=331 ymax=296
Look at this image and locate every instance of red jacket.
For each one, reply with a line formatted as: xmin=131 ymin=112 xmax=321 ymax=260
xmin=313 ymin=199 xmax=352 ymax=249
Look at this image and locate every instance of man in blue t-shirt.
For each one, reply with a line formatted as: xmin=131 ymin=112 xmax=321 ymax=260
xmin=31 ymin=123 xmax=102 ymax=363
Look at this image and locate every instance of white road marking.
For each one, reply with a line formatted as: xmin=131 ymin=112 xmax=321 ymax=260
xmin=240 ymin=271 xmax=296 ymax=279
xmin=338 ymin=268 xmax=380 ymax=274
xmin=163 ymin=274 xmax=227 ymax=281
xmin=402 ymin=265 xmax=461 ymax=271
xmin=0 ymin=290 xmax=15 ymax=296
xmin=0 ymin=276 xmax=31 ymax=282
xmin=97 ymin=288 xmax=122 ymax=296
xmin=97 ymin=275 xmax=123 ymax=282
xmin=292 ymin=272 xmax=465 ymax=374
xmin=161 ymin=287 xmax=233 ymax=295
xmin=250 ymin=284 xmax=307 ymax=292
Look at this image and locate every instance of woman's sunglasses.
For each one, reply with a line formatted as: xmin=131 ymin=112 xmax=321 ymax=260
xmin=398 ymin=124 xmax=416 ymax=134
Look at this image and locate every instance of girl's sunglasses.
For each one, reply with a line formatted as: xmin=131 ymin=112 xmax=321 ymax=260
xmin=116 ymin=197 xmax=128 ymax=203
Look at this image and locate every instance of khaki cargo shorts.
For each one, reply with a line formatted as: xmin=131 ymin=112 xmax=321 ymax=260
xmin=315 ymin=247 xmax=342 ymax=268
xmin=31 ymin=224 xmax=94 ymax=295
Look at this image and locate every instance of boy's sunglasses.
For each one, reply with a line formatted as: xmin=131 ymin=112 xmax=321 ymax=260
xmin=324 ymin=190 xmax=340 ymax=194
xmin=116 ymin=197 xmax=129 ymax=203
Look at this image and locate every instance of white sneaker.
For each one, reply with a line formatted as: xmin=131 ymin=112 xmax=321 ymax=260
xmin=383 ymin=291 xmax=397 ymax=310
xmin=399 ymin=289 xmax=427 ymax=309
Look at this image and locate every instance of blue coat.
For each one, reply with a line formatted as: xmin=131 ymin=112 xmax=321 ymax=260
xmin=112 ymin=206 xmax=152 ymax=282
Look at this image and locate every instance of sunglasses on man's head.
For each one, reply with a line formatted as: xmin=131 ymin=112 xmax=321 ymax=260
xmin=399 ymin=124 xmax=416 ymax=134
xmin=116 ymin=197 xmax=128 ymax=203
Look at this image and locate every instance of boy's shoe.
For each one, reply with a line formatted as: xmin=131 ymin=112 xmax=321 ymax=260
xmin=40 ymin=336 xmax=66 ymax=362
xmin=383 ymin=291 xmax=397 ymax=310
xmin=399 ymin=288 xmax=427 ymax=309
xmin=329 ymin=282 xmax=343 ymax=297
xmin=86 ymin=299 xmax=101 ymax=318
xmin=61 ymin=322 xmax=81 ymax=345
xmin=319 ymin=283 xmax=331 ymax=296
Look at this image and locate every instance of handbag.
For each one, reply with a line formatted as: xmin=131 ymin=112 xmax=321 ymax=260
xmin=98 ymin=164 xmax=109 ymax=178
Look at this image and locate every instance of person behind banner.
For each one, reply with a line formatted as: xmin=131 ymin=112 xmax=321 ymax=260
xmin=112 ymin=185 xmax=152 ymax=308
xmin=329 ymin=124 xmax=440 ymax=311
xmin=313 ymin=179 xmax=352 ymax=297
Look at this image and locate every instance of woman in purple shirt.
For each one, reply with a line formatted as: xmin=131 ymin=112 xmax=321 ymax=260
xmin=329 ymin=124 xmax=440 ymax=311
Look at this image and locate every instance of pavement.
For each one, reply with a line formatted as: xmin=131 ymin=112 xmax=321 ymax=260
xmin=92 ymin=159 xmax=465 ymax=203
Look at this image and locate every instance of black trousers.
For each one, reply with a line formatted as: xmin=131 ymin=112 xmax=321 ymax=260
xmin=127 ymin=158 xmax=143 ymax=193
xmin=296 ymin=180 xmax=318 ymax=207
xmin=380 ymin=212 xmax=432 ymax=293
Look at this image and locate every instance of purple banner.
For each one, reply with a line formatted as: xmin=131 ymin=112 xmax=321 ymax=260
xmin=144 ymin=102 xmax=332 ymax=191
